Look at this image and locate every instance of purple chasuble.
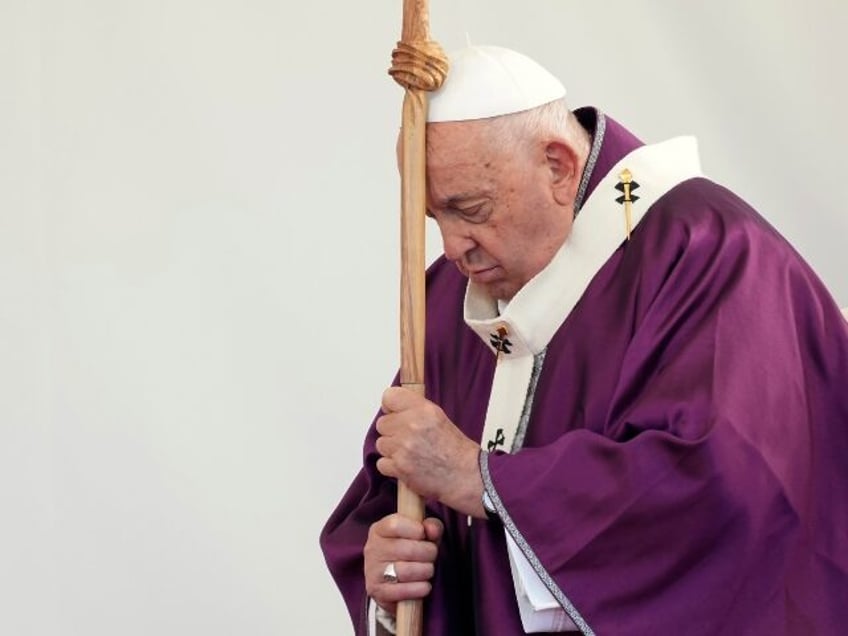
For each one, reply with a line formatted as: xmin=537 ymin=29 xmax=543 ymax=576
xmin=320 ymin=109 xmax=848 ymax=635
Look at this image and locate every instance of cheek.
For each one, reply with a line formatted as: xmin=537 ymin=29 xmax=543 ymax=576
xmin=510 ymin=206 xmax=566 ymax=270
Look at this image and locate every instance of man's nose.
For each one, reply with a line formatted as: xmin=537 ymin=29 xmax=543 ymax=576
xmin=441 ymin=226 xmax=476 ymax=262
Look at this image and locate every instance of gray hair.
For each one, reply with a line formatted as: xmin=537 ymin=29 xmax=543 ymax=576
xmin=424 ymin=98 xmax=587 ymax=158
xmin=476 ymin=99 xmax=591 ymax=163
xmin=487 ymin=98 xmax=576 ymax=152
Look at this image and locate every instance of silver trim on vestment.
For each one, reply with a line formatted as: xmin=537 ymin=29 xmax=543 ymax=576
xmin=479 ymin=451 xmax=595 ymax=636
xmin=573 ymin=109 xmax=606 ymax=217
xmin=510 ymin=350 xmax=547 ymax=453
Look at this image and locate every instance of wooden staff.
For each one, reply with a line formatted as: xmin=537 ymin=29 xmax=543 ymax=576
xmin=388 ymin=2 xmax=447 ymax=634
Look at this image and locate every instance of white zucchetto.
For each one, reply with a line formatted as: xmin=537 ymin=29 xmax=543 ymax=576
xmin=427 ymin=45 xmax=567 ymax=123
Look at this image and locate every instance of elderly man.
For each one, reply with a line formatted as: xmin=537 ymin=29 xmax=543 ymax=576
xmin=321 ymin=46 xmax=848 ymax=635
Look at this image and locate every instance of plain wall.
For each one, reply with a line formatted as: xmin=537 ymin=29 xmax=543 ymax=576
xmin=1 ymin=1 xmax=845 ymax=633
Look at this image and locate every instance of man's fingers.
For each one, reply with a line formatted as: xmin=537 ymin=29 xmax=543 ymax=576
xmin=370 ymin=536 xmax=437 ymax=564
xmin=369 ymin=562 xmax=434 ymax=609
xmin=374 ymin=581 xmax=432 ymax=604
xmin=381 ymin=385 xmax=422 ymax=414
xmin=375 ymin=411 xmax=393 ymax=437
xmin=369 ymin=514 xmax=427 ymax=542
xmin=388 ymin=560 xmax=435 ymax=584
xmin=374 ymin=435 xmax=395 ymax=459
xmin=364 ymin=514 xmax=442 ymax=616
xmin=375 ymin=456 xmax=397 ymax=480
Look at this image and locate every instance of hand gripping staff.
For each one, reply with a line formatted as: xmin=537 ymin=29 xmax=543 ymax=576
xmin=387 ymin=2 xmax=447 ymax=634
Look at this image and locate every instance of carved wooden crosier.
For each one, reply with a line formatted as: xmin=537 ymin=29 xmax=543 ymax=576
xmin=387 ymin=2 xmax=447 ymax=635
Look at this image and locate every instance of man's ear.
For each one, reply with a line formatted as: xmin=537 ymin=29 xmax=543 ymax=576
xmin=545 ymin=140 xmax=580 ymax=206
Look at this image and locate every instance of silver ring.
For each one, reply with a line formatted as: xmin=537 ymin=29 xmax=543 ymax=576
xmin=382 ymin=562 xmax=399 ymax=583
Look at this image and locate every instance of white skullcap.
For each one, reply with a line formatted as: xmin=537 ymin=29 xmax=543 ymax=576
xmin=427 ymin=45 xmax=566 ymax=123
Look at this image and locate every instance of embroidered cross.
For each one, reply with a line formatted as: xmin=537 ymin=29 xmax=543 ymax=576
xmin=487 ymin=428 xmax=506 ymax=452
xmin=615 ymin=169 xmax=640 ymax=240
xmin=489 ymin=326 xmax=512 ymax=358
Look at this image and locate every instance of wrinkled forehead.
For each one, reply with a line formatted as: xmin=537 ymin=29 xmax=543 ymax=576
xmin=425 ymin=119 xmax=501 ymax=168
xmin=395 ymin=119 xmax=501 ymax=172
xmin=423 ymin=121 xmax=508 ymax=207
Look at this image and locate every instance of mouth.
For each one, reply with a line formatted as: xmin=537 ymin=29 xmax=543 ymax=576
xmin=467 ymin=265 xmax=501 ymax=284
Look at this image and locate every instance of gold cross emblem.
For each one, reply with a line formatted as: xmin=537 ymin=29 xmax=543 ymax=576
xmin=615 ymin=169 xmax=640 ymax=241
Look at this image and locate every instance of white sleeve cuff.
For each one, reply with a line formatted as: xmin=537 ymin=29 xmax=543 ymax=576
xmin=505 ymin=531 xmax=580 ymax=632
xmin=368 ymin=598 xmax=397 ymax=635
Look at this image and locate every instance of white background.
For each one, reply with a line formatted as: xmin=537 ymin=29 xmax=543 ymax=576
xmin=2 ymin=1 xmax=846 ymax=633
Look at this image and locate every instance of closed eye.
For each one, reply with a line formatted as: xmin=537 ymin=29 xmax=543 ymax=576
xmin=452 ymin=204 xmax=492 ymax=224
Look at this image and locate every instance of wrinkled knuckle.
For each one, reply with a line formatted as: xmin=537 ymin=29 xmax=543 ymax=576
xmin=424 ymin=402 xmax=443 ymax=421
xmin=381 ymin=387 xmax=398 ymax=411
xmin=393 ymin=541 xmax=415 ymax=562
xmin=375 ymin=456 xmax=390 ymax=477
xmin=391 ymin=451 xmax=411 ymax=476
xmin=383 ymin=515 xmax=401 ymax=536
xmin=424 ymin=543 xmax=439 ymax=562
xmin=378 ymin=585 xmax=402 ymax=603
xmin=363 ymin=537 xmax=379 ymax=560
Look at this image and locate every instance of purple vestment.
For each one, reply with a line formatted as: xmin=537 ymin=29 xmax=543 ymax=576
xmin=321 ymin=110 xmax=848 ymax=635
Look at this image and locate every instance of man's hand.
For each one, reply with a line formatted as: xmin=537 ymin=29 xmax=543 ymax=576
xmin=364 ymin=514 xmax=444 ymax=616
xmin=376 ymin=386 xmax=486 ymax=517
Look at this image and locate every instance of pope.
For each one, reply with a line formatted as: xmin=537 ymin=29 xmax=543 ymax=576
xmin=321 ymin=46 xmax=848 ymax=635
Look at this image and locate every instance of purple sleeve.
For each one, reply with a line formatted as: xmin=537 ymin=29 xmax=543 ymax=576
xmin=484 ymin=184 xmax=848 ymax=634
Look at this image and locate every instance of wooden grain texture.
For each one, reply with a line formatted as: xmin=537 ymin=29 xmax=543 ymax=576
xmin=398 ymin=88 xmax=427 ymax=395
xmin=390 ymin=1 xmax=447 ymax=634
xmin=401 ymin=0 xmax=429 ymax=42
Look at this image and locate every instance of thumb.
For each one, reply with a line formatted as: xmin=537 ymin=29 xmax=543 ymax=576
xmin=423 ymin=517 xmax=444 ymax=544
